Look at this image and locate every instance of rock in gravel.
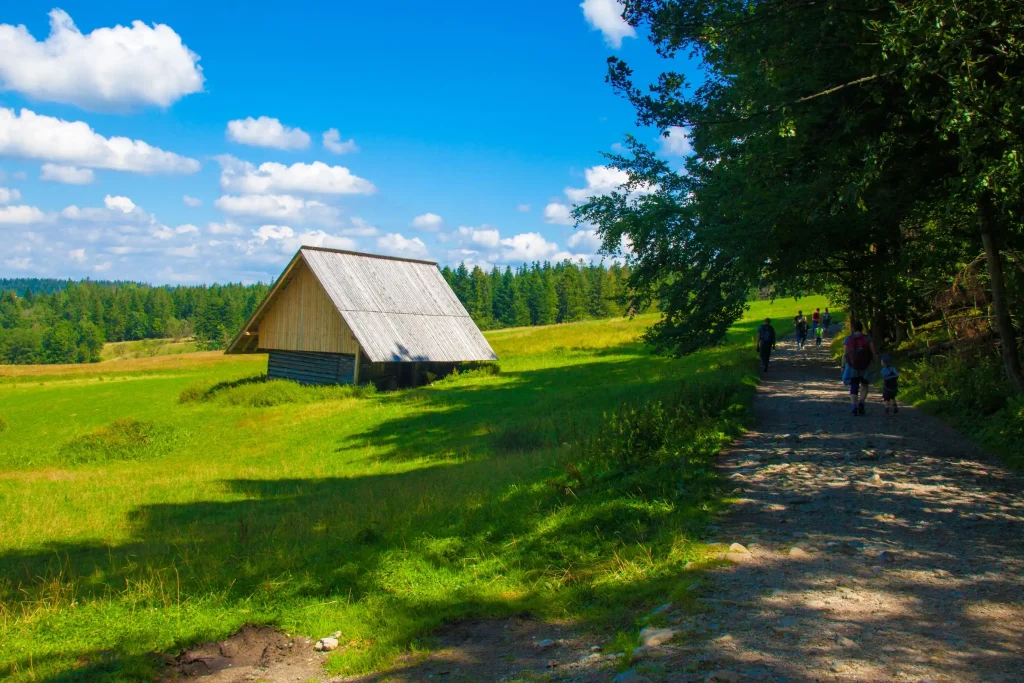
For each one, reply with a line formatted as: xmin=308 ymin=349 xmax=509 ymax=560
xmin=614 ymin=671 xmax=652 ymax=683
xmin=639 ymin=626 xmax=676 ymax=647
xmin=728 ymin=543 xmax=749 ymax=553
xmin=590 ymin=645 xmax=602 ymax=652
xmin=632 ymin=645 xmax=670 ymax=661
xmin=836 ymin=636 xmax=859 ymax=648
xmin=788 ymin=546 xmax=811 ymax=559
xmin=314 ymin=636 xmax=339 ymax=651
xmin=705 ymin=671 xmax=743 ymax=682
xmin=876 ymin=550 xmax=897 ymax=563
xmin=535 ymin=638 xmax=555 ymax=649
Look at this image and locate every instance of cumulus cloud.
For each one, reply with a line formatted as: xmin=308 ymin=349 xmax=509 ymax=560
xmin=564 ymin=165 xmax=656 ymax=203
xmin=377 ymin=233 xmax=428 ymax=258
xmin=0 ymin=205 xmax=47 ymax=224
xmin=517 ymin=204 xmax=531 ymax=213
xmin=167 ymin=244 xmax=198 ymax=258
xmin=104 ymin=195 xmax=135 ymax=212
xmin=69 ymin=248 xmax=87 ymax=262
xmin=0 ymin=107 xmax=200 ymax=173
xmin=214 ymin=193 xmax=341 ymax=226
xmin=226 ymin=116 xmax=310 ymax=150
xmin=580 ymin=0 xmax=636 ymax=48
xmin=458 ymin=225 xmax=501 ymax=248
xmin=176 ymin=223 xmax=199 ymax=234
xmin=94 ymin=261 xmax=112 ymax=272
xmin=0 ymin=9 xmax=203 ymax=110
xmin=41 ymin=163 xmax=94 ymax=184
xmin=543 ymin=202 xmax=575 ymax=226
xmin=343 ymin=217 xmax=378 ymax=237
xmin=208 ymin=220 xmax=245 ymax=235
xmin=0 ymin=187 xmax=21 ymax=203
xmin=500 ymin=232 xmax=558 ymax=262
xmin=249 ymin=224 xmax=358 ymax=254
xmin=323 ymin=128 xmax=358 ymax=154
xmin=660 ymin=126 xmax=692 ymax=156
xmin=182 ymin=194 xmax=202 ymax=207
xmin=567 ymin=228 xmax=603 ymax=252
xmin=412 ymin=212 xmax=443 ymax=231
xmin=217 ymin=155 xmax=375 ymax=195
xmin=5 ymin=257 xmax=32 ymax=269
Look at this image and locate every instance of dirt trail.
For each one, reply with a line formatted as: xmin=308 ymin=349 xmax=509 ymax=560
xmin=688 ymin=338 xmax=1024 ymax=682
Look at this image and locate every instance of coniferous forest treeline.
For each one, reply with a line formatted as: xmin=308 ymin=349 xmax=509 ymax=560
xmin=0 ymin=260 xmax=633 ymax=364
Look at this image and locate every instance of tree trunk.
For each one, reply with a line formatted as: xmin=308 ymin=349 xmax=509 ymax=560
xmin=978 ymin=194 xmax=1024 ymax=392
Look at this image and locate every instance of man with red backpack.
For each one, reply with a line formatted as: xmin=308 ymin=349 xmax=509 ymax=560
xmin=842 ymin=321 xmax=877 ymax=415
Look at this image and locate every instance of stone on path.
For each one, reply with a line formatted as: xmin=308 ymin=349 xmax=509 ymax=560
xmin=638 ymin=626 xmax=675 ymax=647
xmin=788 ymin=546 xmax=811 ymax=559
xmin=728 ymin=542 xmax=749 ymax=553
xmin=613 ymin=671 xmax=651 ymax=683
xmin=837 ymin=635 xmax=859 ymax=648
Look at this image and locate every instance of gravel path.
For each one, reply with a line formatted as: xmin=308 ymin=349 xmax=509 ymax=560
xmin=683 ymin=338 xmax=1024 ymax=682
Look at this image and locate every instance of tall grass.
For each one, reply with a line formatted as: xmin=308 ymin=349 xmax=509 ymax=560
xmin=0 ymin=299 xmax=821 ymax=682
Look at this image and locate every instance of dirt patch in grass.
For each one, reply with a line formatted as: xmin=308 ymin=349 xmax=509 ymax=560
xmin=163 ymin=624 xmax=326 ymax=683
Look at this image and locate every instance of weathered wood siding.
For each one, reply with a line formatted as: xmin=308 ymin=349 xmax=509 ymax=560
xmin=259 ymin=263 xmax=360 ymax=354
xmin=267 ymin=350 xmax=356 ymax=385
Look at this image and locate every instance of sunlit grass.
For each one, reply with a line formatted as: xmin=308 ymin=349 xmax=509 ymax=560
xmin=0 ymin=297 xmax=824 ymax=682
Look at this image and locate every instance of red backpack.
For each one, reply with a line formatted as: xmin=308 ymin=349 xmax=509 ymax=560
xmin=847 ymin=334 xmax=873 ymax=370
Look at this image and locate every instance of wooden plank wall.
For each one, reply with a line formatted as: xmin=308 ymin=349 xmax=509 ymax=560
xmin=267 ymin=350 xmax=356 ymax=385
xmin=259 ymin=263 xmax=360 ymax=354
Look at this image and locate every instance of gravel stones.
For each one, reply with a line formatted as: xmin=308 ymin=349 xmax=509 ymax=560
xmin=638 ymin=626 xmax=675 ymax=647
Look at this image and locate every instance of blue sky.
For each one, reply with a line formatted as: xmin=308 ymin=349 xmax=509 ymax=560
xmin=0 ymin=1 xmax=696 ymax=284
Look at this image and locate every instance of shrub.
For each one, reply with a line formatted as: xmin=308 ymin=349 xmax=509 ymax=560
xmin=178 ymin=382 xmax=207 ymax=404
xmin=218 ymin=378 xmax=377 ymax=408
xmin=59 ymin=418 xmax=179 ymax=465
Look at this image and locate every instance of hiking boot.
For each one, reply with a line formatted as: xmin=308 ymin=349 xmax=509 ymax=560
xmin=851 ymin=405 xmax=859 ymax=415
xmin=857 ymin=402 xmax=866 ymax=416
xmin=893 ymin=405 xmax=899 ymax=414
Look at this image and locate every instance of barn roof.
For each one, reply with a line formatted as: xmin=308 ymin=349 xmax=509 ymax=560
xmin=225 ymin=247 xmax=498 ymax=363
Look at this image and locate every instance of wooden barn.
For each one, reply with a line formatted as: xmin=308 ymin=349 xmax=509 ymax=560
xmin=225 ymin=247 xmax=497 ymax=388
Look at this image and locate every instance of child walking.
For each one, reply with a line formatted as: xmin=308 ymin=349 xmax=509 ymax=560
xmin=881 ymin=354 xmax=899 ymax=414
xmin=815 ymin=324 xmax=823 ymax=347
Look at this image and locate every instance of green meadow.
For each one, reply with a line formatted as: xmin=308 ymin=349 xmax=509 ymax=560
xmin=0 ymin=298 xmax=822 ymax=682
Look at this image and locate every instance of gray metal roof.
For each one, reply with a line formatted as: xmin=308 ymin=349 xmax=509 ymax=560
xmin=227 ymin=247 xmax=497 ymax=363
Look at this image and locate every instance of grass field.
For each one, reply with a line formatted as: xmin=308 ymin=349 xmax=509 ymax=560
xmin=100 ymin=338 xmax=201 ymax=361
xmin=0 ymin=298 xmax=824 ymax=682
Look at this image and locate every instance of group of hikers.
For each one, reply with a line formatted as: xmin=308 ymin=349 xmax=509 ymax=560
xmin=756 ymin=308 xmax=900 ymax=416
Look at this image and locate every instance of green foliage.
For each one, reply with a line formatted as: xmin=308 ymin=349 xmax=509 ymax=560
xmin=0 ymin=417 xmax=7 ymax=434
xmin=58 ymin=418 xmax=180 ymax=465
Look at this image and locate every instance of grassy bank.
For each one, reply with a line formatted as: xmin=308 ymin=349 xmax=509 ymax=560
xmin=0 ymin=299 xmax=810 ymax=681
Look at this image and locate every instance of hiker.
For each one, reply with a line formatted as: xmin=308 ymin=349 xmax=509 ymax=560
xmin=842 ymin=321 xmax=877 ymax=415
xmin=793 ymin=310 xmax=803 ymax=340
xmin=881 ymin=354 xmax=899 ymax=415
xmin=815 ymin=324 xmax=824 ymax=348
xmin=756 ymin=317 xmax=776 ymax=371
xmin=811 ymin=307 xmax=821 ymax=336
xmin=822 ymin=308 xmax=832 ymax=334
xmin=796 ymin=316 xmax=809 ymax=350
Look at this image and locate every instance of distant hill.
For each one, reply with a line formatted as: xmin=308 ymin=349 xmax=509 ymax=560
xmin=0 ymin=278 xmax=140 ymax=296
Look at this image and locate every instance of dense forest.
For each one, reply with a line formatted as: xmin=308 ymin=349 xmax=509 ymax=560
xmin=0 ymin=260 xmax=632 ymax=364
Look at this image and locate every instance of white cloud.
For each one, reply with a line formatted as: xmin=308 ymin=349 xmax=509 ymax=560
xmin=342 ymin=217 xmax=378 ymax=237
xmin=248 ymin=224 xmax=357 ymax=254
xmin=168 ymin=244 xmax=198 ymax=258
xmin=182 ymin=194 xmax=202 ymax=207
xmin=568 ymin=228 xmax=603 ymax=252
xmin=0 ymin=107 xmax=200 ymax=173
xmin=0 ymin=205 xmax=47 ymax=224
xmin=41 ymin=163 xmax=94 ymax=184
xmin=214 ymin=193 xmax=341 ymax=226
xmin=543 ymin=202 xmax=575 ymax=226
xmin=564 ymin=165 xmax=656 ymax=203
xmin=552 ymin=251 xmax=594 ymax=263
xmin=69 ymin=248 xmax=86 ymax=262
xmin=580 ymin=0 xmax=636 ymax=48
xmin=226 ymin=116 xmax=310 ymax=150
xmin=94 ymin=261 xmax=112 ymax=272
xmin=104 ymin=195 xmax=136 ymax=213
xmin=458 ymin=225 xmax=501 ymax=248
xmin=0 ymin=9 xmax=203 ymax=110
xmin=377 ymin=233 xmax=428 ymax=258
xmin=152 ymin=225 xmax=175 ymax=240
xmin=610 ymin=142 xmax=627 ymax=154
xmin=217 ymin=155 xmax=375 ymax=195
xmin=176 ymin=223 xmax=199 ymax=234
xmin=0 ymin=187 xmax=21 ymax=204
xmin=517 ymin=203 xmax=531 ymax=213
xmin=208 ymin=220 xmax=245 ymax=235
xmin=323 ymin=128 xmax=358 ymax=154
xmin=660 ymin=126 xmax=692 ymax=156
xmin=412 ymin=212 xmax=443 ymax=231
xmin=501 ymin=232 xmax=558 ymax=262
xmin=5 ymin=257 xmax=32 ymax=269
